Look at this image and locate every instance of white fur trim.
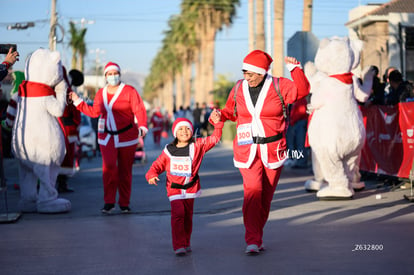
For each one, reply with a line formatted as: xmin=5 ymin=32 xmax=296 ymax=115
xmin=168 ymin=190 xmax=202 ymax=201
xmin=242 ymin=63 xmax=267 ymax=75
xmin=286 ymin=63 xmax=302 ymax=72
xmin=73 ymin=98 xmax=83 ymax=107
xmin=173 ymin=121 xmax=193 ymax=137
xmin=104 ymin=65 xmax=120 ymax=75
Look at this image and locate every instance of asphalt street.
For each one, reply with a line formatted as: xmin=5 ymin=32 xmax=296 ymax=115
xmin=1 ymin=130 xmax=413 ymax=275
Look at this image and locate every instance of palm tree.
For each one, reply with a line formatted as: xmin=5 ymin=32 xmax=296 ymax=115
xmin=248 ymin=0 xmax=255 ymax=51
xmin=68 ymin=21 xmax=87 ymax=71
xmin=255 ymin=0 xmax=265 ymax=51
xmin=181 ymin=0 xmax=240 ymax=105
xmin=273 ymin=0 xmax=284 ymax=76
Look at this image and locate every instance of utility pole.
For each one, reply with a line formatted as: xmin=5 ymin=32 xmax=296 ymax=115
xmin=49 ymin=0 xmax=57 ymax=51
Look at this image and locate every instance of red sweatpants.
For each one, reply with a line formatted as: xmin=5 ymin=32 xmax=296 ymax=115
xmin=100 ymin=138 xmax=136 ymax=207
xmin=170 ymin=199 xmax=194 ymax=250
xmin=239 ymin=152 xmax=283 ymax=246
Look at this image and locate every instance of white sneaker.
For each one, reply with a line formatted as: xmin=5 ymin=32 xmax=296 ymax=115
xmin=245 ymin=244 xmax=259 ymax=255
xmin=175 ymin=248 xmax=186 ymax=256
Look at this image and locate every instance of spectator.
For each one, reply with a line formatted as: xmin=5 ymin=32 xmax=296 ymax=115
xmin=386 ymin=70 xmax=414 ymax=103
xmin=0 ymin=47 xmax=19 ymax=82
xmin=286 ymin=96 xmax=309 ymax=169
xmin=192 ymin=102 xmax=202 ymax=137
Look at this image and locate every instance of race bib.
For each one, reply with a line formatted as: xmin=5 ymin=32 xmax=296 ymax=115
xmin=98 ymin=118 xmax=105 ymax=134
xmin=237 ymin=123 xmax=253 ymax=145
xmin=170 ymin=156 xmax=192 ymax=177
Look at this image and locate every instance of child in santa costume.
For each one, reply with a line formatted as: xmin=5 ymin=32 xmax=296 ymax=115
xmin=71 ymin=62 xmax=148 ymax=214
xmin=220 ymin=50 xmax=310 ymax=254
xmin=145 ymin=115 xmax=222 ymax=256
xmin=57 ymin=67 xmax=82 ymax=193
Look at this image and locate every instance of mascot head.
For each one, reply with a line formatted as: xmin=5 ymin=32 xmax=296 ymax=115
xmin=24 ymin=48 xmax=63 ymax=87
xmin=314 ymin=36 xmax=363 ymax=75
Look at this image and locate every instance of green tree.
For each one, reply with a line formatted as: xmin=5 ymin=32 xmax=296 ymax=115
xmin=68 ymin=21 xmax=87 ymax=71
xmin=211 ymin=74 xmax=235 ymax=108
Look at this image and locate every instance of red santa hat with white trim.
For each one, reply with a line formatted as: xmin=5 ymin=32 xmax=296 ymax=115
xmin=242 ymin=50 xmax=273 ymax=75
xmin=104 ymin=62 xmax=121 ymax=75
xmin=172 ymin=118 xmax=193 ymax=138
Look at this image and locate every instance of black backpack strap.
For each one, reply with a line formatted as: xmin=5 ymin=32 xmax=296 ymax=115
xmin=272 ymin=77 xmax=287 ymax=120
xmin=233 ymin=79 xmax=243 ymax=117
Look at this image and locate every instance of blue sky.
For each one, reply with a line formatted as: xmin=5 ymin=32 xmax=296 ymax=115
xmin=1 ymin=0 xmax=388 ymax=80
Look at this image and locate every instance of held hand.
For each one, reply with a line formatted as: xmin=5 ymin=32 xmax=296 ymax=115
xmin=139 ymin=128 xmax=147 ymax=138
xmin=209 ymin=109 xmax=221 ymax=124
xmin=69 ymin=91 xmax=79 ymax=102
xmin=148 ymin=177 xmax=159 ymax=186
xmin=284 ymin=56 xmax=300 ymax=65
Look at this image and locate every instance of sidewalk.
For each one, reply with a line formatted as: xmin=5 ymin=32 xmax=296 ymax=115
xmin=0 ymin=134 xmax=413 ymax=275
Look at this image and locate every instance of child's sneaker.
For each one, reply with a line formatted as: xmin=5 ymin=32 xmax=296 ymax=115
xmin=185 ymin=246 xmax=192 ymax=253
xmin=120 ymin=206 xmax=131 ymax=214
xmin=101 ymin=203 xmax=115 ymax=214
xmin=175 ymin=248 xmax=187 ymax=256
xmin=245 ymin=244 xmax=259 ymax=255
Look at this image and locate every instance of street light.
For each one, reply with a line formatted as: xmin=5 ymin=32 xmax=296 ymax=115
xmin=7 ymin=22 xmax=35 ymax=30
xmin=70 ymin=18 xmax=95 ymax=29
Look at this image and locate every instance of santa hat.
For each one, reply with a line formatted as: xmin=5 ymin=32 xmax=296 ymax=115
xmin=172 ymin=118 xmax=193 ymax=138
xmin=242 ymin=50 xmax=273 ymax=75
xmin=104 ymin=62 xmax=121 ymax=75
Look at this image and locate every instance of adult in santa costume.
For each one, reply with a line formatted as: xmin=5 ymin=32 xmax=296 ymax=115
xmin=220 ymin=50 xmax=310 ymax=254
xmin=71 ymin=62 xmax=148 ymax=214
xmin=12 ymin=48 xmax=70 ymax=213
xmin=150 ymin=108 xmax=164 ymax=146
xmin=145 ymin=116 xmax=223 ymax=256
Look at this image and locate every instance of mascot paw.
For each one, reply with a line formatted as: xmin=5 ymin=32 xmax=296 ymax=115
xmin=18 ymin=200 xmax=38 ymax=213
xmin=352 ymin=181 xmax=365 ymax=191
xmin=316 ymin=185 xmax=354 ymax=200
xmin=37 ymin=198 xmax=71 ymax=213
xmin=304 ymin=179 xmax=327 ymax=192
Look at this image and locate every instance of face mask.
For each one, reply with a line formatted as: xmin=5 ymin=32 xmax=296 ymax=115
xmin=106 ymin=74 xmax=120 ymax=86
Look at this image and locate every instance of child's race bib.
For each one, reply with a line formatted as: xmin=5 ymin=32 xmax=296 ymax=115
xmin=170 ymin=156 xmax=192 ymax=177
xmin=98 ymin=118 xmax=105 ymax=133
xmin=237 ymin=123 xmax=253 ymax=145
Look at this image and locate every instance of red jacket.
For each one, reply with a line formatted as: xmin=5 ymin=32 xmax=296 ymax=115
xmin=150 ymin=111 xmax=164 ymax=132
xmin=145 ymin=122 xmax=223 ymax=201
xmin=289 ymin=97 xmax=308 ymax=126
xmin=221 ymin=67 xmax=309 ymax=169
xmin=75 ymin=83 xmax=147 ymax=148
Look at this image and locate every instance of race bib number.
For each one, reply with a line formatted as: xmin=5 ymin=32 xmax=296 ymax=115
xmin=98 ymin=118 xmax=105 ymax=134
xmin=170 ymin=157 xmax=192 ymax=177
xmin=237 ymin=123 xmax=253 ymax=145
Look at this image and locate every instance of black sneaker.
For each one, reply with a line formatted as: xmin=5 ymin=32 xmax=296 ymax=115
xmin=101 ymin=203 xmax=115 ymax=214
xmin=120 ymin=206 xmax=131 ymax=214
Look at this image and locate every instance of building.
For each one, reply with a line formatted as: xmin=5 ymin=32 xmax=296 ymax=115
xmin=346 ymin=0 xmax=414 ymax=81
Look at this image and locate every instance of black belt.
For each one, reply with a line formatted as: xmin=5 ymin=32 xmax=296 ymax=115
xmin=105 ymin=124 xmax=133 ymax=135
xmin=171 ymin=174 xmax=199 ymax=190
xmin=253 ymin=133 xmax=283 ymax=144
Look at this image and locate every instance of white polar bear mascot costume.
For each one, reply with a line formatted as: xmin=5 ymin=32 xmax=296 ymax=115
xmin=12 ymin=48 xmax=71 ymax=213
xmin=304 ymin=37 xmax=374 ymax=200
